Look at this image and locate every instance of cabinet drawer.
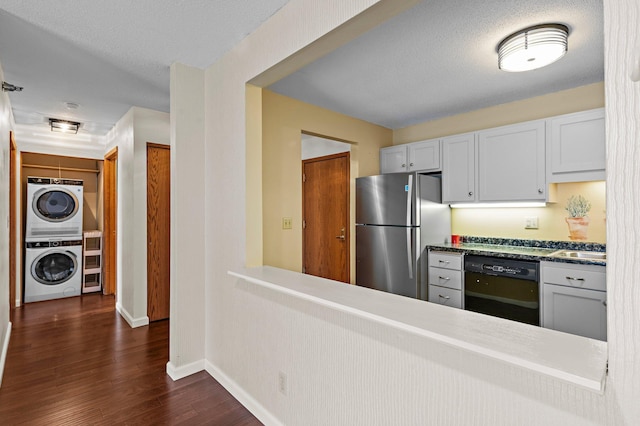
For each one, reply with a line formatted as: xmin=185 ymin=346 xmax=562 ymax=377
xmin=542 ymin=262 xmax=606 ymax=291
xmin=428 ymin=252 xmax=462 ymax=270
xmin=428 ymin=268 xmax=462 ymax=290
xmin=428 ymin=285 xmax=462 ymax=309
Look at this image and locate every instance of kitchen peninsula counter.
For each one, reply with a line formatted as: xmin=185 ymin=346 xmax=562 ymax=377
xmin=229 ymin=266 xmax=607 ymax=393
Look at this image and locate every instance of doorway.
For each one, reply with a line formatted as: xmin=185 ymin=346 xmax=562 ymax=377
xmin=302 ymin=151 xmax=350 ymax=283
xmin=146 ymin=143 xmax=170 ymax=321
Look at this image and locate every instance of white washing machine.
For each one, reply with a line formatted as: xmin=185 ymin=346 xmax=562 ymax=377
xmin=26 ymin=177 xmax=84 ymax=241
xmin=24 ymin=239 xmax=83 ymax=303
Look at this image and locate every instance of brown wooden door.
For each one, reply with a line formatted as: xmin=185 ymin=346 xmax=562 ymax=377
xmin=302 ymin=152 xmax=350 ymax=283
xmin=9 ymin=132 xmax=16 ymax=315
xmin=103 ymin=147 xmax=118 ymax=296
xmin=146 ymin=143 xmax=170 ymax=321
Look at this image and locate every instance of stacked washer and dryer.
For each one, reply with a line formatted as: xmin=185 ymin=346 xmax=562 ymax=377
xmin=24 ymin=177 xmax=84 ymax=303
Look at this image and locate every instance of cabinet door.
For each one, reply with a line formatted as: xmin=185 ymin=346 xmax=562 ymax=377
xmin=548 ymin=108 xmax=605 ymax=183
xmin=442 ymin=133 xmax=476 ymax=203
xmin=478 ymin=121 xmax=546 ymax=201
xmin=408 ymin=139 xmax=440 ymax=171
xmin=543 ymin=284 xmax=607 ymax=341
xmin=380 ymin=146 xmax=408 ymax=174
xmin=428 ymin=285 xmax=462 ymax=309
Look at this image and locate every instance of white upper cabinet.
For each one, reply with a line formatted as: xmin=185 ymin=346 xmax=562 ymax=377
xmin=442 ymin=133 xmax=476 ymax=203
xmin=477 ymin=120 xmax=547 ymax=202
xmin=547 ymin=108 xmax=605 ymax=183
xmin=380 ymin=139 xmax=440 ymax=174
xmin=408 ymin=139 xmax=440 ymax=171
xmin=380 ymin=146 xmax=408 ymax=174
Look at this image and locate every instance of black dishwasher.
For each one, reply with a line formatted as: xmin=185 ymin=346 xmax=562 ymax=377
xmin=464 ymin=255 xmax=540 ymax=326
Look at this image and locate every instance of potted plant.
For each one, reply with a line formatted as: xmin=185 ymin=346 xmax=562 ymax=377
xmin=565 ymin=195 xmax=591 ymax=240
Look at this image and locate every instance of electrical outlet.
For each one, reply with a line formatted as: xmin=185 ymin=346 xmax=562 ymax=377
xmin=282 ymin=217 xmax=292 ymax=230
xmin=524 ymin=216 xmax=539 ymax=229
xmin=278 ymin=371 xmax=288 ymax=395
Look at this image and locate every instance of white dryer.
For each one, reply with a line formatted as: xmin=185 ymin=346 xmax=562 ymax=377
xmin=26 ymin=177 xmax=83 ymax=241
xmin=24 ymin=239 xmax=83 ymax=303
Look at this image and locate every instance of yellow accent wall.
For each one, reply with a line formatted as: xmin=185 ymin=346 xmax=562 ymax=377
xmin=391 ymin=82 xmax=606 ymax=243
xmin=261 ymin=89 xmax=392 ymax=281
xmin=393 ymin=82 xmax=605 ymax=144
xmin=452 ymin=181 xmax=606 ymax=243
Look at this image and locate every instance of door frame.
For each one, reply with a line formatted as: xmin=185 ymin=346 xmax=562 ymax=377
xmin=146 ymin=142 xmax=171 ymax=321
xmin=302 ymin=151 xmax=350 ymax=282
xmin=103 ymin=147 xmax=118 ymax=295
xmin=9 ymin=132 xmax=17 ymax=313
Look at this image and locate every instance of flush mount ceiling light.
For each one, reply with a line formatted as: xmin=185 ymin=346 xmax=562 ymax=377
xmin=49 ymin=118 xmax=81 ymax=134
xmin=498 ymin=24 xmax=569 ymax=72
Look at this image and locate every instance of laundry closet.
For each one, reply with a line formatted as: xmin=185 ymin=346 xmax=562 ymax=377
xmin=20 ymin=152 xmax=104 ymax=303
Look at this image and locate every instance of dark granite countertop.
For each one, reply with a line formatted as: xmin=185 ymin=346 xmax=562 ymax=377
xmin=426 ymin=237 xmax=606 ymax=266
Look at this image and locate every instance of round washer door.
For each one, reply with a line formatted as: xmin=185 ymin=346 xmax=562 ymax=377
xmin=31 ymin=250 xmax=78 ymax=285
xmin=33 ymin=188 xmax=79 ymax=222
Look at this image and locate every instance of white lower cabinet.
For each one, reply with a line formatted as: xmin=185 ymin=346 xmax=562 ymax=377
xmin=427 ymin=251 xmax=463 ymax=309
xmin=541 ymin=261 xmax=606 ymax=341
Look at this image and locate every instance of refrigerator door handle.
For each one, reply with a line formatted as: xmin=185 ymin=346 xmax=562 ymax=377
xmin=406 ymin=174 xmax=413 ymax=227
xmin=406 ymin=228 xmax=414 ymax=279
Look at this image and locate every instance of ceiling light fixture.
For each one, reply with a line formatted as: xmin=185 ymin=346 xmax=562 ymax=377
xmin=2 ymin=81 xmax=23 ymax=92
xmin=498 ymin=24 xmax=569 ymax=72
xmin=49 ymin=118 xmax=81 ymax=134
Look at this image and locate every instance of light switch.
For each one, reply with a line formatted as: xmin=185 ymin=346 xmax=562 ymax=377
xmin=524 ymin=216 xmax=539 ymax=229
xmin=282 ymin=217 xmax=292 ymax=229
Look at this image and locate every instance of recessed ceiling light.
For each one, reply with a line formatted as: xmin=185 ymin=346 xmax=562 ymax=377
xmin=498 ymin=24 xmax=569 ymax=72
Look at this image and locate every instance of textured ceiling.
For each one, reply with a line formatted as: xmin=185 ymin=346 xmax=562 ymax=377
xmin=269 ymin=0 xmax=604 ymax=129
xmin=0 ymin=1 xmax=603 ymax=137
xmin=0 ymin=0 xmax=290 ymax=135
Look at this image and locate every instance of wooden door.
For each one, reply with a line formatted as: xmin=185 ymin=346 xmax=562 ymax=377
xmin=302 ymin=152 xmax=349 ymax=283
xmin=103 ymin=147 xmax=118 ymax=295
xmin=9 ymin=132 xmax=16 ymax=314
xmin=146 ymin=143 xmax=170 ymax=321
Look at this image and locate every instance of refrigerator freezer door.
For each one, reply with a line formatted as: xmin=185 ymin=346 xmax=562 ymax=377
xmin=356 ymin=225 xmax=418 ymax=298
xmin=356 ymin=173 xmax=417 ymax=226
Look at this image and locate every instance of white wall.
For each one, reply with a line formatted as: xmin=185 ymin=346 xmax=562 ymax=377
xmin=167 ymin=63 xmax=206 ymax=378
xmin=0 ymin=62 xmax=15 ymax=386
xmin=104 ymin=106 xmax=169 ymax=327
xmin=166 ymin=0 xmax=640 ymax=424
xmin=301 ymin=134 xmax=351 ymax=160
xmin=14 ymin=124 xmax=105 ymax=159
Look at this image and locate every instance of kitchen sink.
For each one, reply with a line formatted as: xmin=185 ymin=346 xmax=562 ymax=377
xmin=549 ymin=250 xmax=607 ymax=261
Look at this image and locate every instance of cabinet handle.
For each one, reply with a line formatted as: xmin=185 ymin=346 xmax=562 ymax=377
xmin=566 ymin=276 xmax=585 ymax=281
xmin=402 ymin=163 xmax=406 ymax=167
xmin=538 ymin=188 xmax=543 ymax=194
xmin=603 ymin=301 xmax=607 ymax=307
xmin=438 ymin=294 xmax=450 ymax=300
xmin=438 ymin=276 xmax=451 ymax=281
xmin=409 ymin=162 xmax=414 ymax=167
xmin=438 ymin=260 xmax=450 ymax=264
xmin=468 ymin=191 xmax=473 ymax=197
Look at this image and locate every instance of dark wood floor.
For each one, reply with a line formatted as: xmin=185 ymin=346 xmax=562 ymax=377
xmin=0 ymin=294 xmax=262 ymax=425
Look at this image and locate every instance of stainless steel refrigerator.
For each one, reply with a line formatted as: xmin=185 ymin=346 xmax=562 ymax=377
xmin=355 ymin=172 xmax=451 ymax=299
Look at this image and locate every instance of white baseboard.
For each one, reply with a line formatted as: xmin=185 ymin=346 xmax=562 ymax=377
xmin=115 ymin=302 xmax=149 ymax=328
xmin=166 ymin=359 xmax=205 ymax=381
xmin=0 ymin=322 xmax=12 ymax=388
xmin=205 ymin=360 xmax=282 ymax=426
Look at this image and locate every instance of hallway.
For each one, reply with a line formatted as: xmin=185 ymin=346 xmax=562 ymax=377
xmin=0 ymin=294 xmax=261 ymax=425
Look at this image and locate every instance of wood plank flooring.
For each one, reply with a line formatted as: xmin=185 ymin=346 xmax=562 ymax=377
xmin=0 ymin=294 xmax=262 ymax=425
